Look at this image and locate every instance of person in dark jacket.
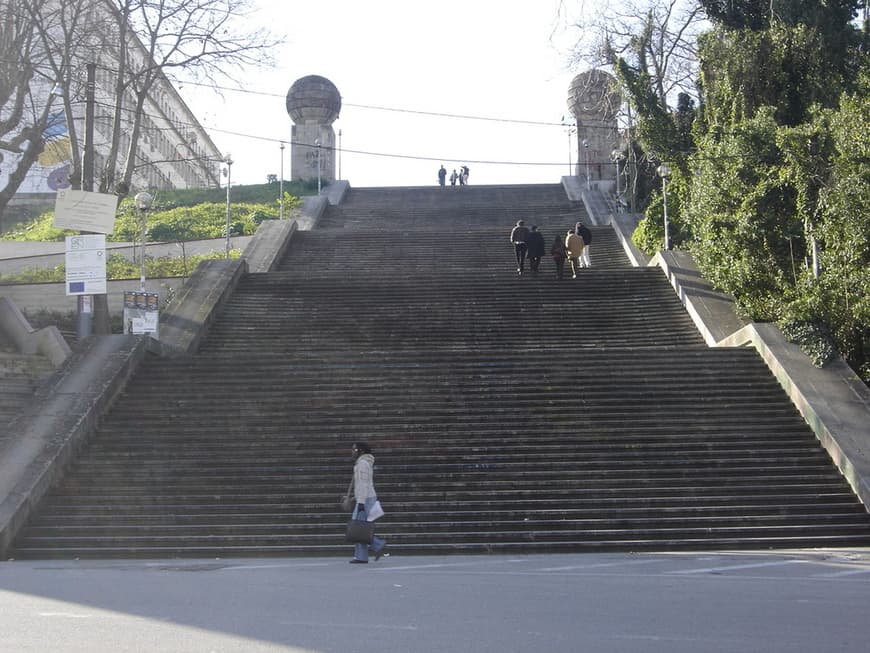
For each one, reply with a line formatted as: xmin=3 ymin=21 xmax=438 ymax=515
xmin=509 ymin=220 xmax=530 ymax=274
xmin=550 ymin=234 xmax=567 ymax=280
xmin=525 ymin=225 xmax=546 ymax=272
xmin=574 ymin=221 xmax=593 ymax=268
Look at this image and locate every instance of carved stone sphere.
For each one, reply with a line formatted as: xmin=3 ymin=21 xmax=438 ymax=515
xmin=286 ymin=75 xmax=342 ymax=125
xmin=568 ymin=69 xmax=620 ymax=121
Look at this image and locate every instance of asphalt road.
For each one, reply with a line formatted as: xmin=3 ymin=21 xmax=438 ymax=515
xmin=2 ymin=550 xmax=869 ymax=652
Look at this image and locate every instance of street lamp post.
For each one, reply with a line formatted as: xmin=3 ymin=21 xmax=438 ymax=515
xmin=611 ymin=150 xmax=624 ymax=212
xmin=134 ymin=191 xmax=153 ymax=291
xmin=562 ymin=118 xmax=576 ymax=175
xmin=582 ymin=139 xmax=591 ymax=190
xmin=279 ymin=142 xmax=285 ymax=220
xmin=657 ymin=163 xmax=672 ymax=251
xmin=314 ymin=139 xmax=322 ymax=194
xmin=224 ymin=153 xmax=233 ymax=258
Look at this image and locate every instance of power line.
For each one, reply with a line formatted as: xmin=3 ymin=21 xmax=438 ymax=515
xmin=174 ymin=79 xmax=568 ymax=127
xmin=86 ymin=99 xmax=575 ymax=167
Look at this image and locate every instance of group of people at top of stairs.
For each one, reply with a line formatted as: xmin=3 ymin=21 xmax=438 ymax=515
xmin=510 ymin=219 xmax=592 ymax=279
xmin=438 ymin=164 xmax=470 ymax=186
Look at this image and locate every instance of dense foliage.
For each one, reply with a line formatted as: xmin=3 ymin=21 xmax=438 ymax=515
xmin=618 ymin=4 xmax=868 ymax=381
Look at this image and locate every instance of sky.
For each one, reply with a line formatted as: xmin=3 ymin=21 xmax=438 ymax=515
xmin=179 ymin=1 xmax=584 ymax=188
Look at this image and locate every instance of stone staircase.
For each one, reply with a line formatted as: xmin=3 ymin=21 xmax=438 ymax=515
xmin=10 ymin=184 xmax=870 ymax=558
xmin=0 ymin=332 xmax=55 ymax=429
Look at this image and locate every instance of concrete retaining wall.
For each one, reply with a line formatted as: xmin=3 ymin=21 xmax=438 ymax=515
xmin=0 ymin=297 xmax=71 ymax=366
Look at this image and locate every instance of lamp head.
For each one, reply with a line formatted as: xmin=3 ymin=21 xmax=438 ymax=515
xmin=657 ymin=163 xmax=671 ymax=178
xmin=134 ymin=191 xmax=153 ymax=210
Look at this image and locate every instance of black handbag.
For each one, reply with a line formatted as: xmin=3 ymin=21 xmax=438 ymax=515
xmin=346 ymin=518 xmax=375 ymax=544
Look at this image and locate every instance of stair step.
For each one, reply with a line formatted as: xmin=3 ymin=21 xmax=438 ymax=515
xmin=12 ymin=183 xmax=870 ymax=559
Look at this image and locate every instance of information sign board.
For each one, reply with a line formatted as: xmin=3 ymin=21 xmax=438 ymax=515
xmin=54 ymin=189 xmax=118 ymax=233
xmin=65 ymin=234 xmax=107 ymax=295
xmin=123 ymin=290 xmax=160 ymax=336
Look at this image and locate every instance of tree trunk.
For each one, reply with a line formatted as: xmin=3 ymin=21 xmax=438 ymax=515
xmin=0 ymin=138 xmax=44 ymax=226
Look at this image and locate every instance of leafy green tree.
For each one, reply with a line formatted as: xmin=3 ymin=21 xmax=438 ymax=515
xmin=698 ymin=24 xmax=855 ymax=128
xmin=685 ymin=108 xmax=801 ymax=319
xmin=803 ymin=80 xmax=870 ymax=376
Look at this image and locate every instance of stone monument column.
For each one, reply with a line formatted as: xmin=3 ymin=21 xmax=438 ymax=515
xmin=285 ymin=75 xmax=341 ymax=186
xmin=567 ymin=70 xmax=621 ymax=189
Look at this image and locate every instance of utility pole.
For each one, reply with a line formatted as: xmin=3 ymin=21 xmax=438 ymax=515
xmin=75 ymin=63 xmax=96 ymax=340
xmin=80 ymin=62 xmax=112 ymax=336
xmin=279 ymin=143 xmax=285 ymax=220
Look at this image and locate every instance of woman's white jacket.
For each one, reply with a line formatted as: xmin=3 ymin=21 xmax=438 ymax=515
xmin=353 ymin=453 xmax=377 ymax=503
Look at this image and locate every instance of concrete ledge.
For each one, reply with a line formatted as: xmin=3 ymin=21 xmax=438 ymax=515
xmin=561 ymin=176 xmax=584 ymax=202
xmin=582 ymin=189 xmax=614 ymax=227
xmin=0 ymin=334 xmax=150 ymax=557
xmin=244 ymin=220 xmax=298 ymax=273
xmin=0 ymin=296 xmax=71 ymax=366
xmin=720 ymin=323 xmax=870 ymax=508
xmin=156 ymin=258 xmax=247 ymax=355
xmin=650 ymin=250 xmax=749 ymax=346
xmin=296 ymin=196 xmax=329 ymax=230
xmin=324 ymin=180 xmax=350 ymax=205
xmin=610 ymin=213 xmax=650 ymax=268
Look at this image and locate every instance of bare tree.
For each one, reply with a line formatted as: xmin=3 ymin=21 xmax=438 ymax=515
xmin=100 ymin=0 xmax=281 ymax=195
xmin=558 ymin=0 xmax=706 ymax=210
xmin=26 ymin=0 xmax=108 ymax=191
xmin=561 ymin=0 xmax=706 ymax=107
xmin=0 ymin=0 xmax=67 ymax=221
xmin=0 ymin=0 xmax=280 ymax=214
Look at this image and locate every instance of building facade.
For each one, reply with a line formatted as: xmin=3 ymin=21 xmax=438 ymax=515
xmin=1 ymin=0 xmax=223 ymax=215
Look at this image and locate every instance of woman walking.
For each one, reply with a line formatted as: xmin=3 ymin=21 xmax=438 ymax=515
xmin=349 ymin=441 xmax=387 ymax=563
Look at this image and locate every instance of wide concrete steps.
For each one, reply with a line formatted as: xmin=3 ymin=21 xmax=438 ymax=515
xmin=13 ymin=346 xmax=870 ymax=558
xmin=276 ymin=225 xmax=627 ymax=275
xmin=11 ymin=183 xmax=870 ymax=558
xmin=318 ymin=184 xmax=585 ymax=229
xmin=200 ymin=272 xmax=703 ymax=353
xmin=0 ymin=349 xmax=55 ymax=426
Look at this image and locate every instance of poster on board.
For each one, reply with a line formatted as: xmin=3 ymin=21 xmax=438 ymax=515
xmin=65 ymin=234 xmax=106 ymax=295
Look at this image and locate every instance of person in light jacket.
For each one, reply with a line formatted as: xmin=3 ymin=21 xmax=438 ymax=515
xmin=574 ymin=221 xmax=593 ymax=268
xmin=350 ymin=441 xmax=387 ymax=563
xmin=565 ymin=230 xmax=585 ymax=279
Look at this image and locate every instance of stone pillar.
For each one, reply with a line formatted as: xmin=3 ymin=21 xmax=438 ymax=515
xmin=285 ymin=75 xmax=342 ymax=185
xmin=567 ymin=70 xmax=621 ymax=188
